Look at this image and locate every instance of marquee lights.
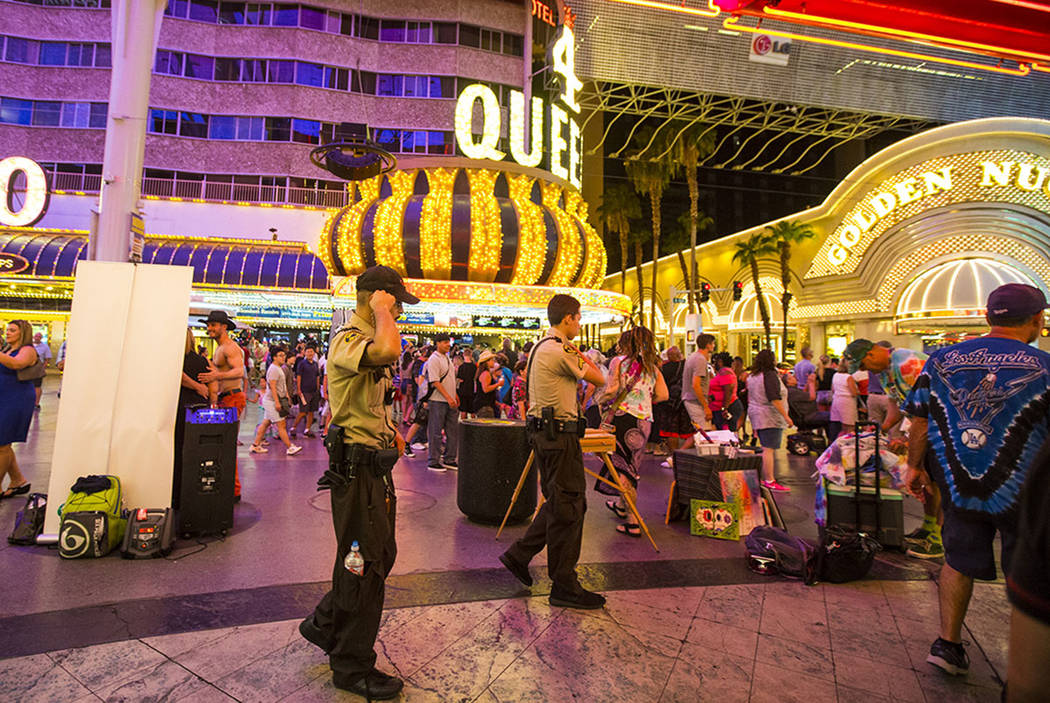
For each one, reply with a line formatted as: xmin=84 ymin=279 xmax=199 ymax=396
xmin=508 ymin=173 xmax=546 ymax=285
xmin=0 ymin=157 xmax=50 ymax=227
xmin=454 ymin=26 xmax=584 ymax=190
xmin=466 ymin=169 xmax=503 ymax=281
xmin=419 ymin=168 xmax=454 ymax=279
xmin=808 ymin=150 xmax=1050 ymax=277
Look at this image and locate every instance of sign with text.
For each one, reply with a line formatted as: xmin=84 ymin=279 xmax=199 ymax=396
xmin=0 ymin=252 xmax=30 ymax=275
xmin=0 ymin=156 xmax=50 ymax=227
xmin=748 ymin=34 xmax=791 ymax=66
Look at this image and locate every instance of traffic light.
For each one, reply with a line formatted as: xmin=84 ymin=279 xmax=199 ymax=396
xmin=732 ymin=281 xmax=744 ymax=301
xmin=699 ymin=282 xmax=711 ymax=303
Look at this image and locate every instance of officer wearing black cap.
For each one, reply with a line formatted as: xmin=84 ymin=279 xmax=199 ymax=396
xmin=299 ymin=265 xmax=418 ymax=700
xmin=498 ymin=293 xmax=607 ymax=609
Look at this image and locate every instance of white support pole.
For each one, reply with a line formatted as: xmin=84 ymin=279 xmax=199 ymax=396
xmin=89 ymin=0 xmax=167 ymax=262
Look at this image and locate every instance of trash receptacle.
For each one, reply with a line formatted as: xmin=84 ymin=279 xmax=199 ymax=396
xmin=457 ymin=418 xmax=535 ymax=524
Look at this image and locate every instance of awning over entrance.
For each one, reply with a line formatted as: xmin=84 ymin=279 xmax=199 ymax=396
xmin=896 ymin=258 xmax=1037 ymax=328
xmin=0 ymin=229 xmax=330 ymax=291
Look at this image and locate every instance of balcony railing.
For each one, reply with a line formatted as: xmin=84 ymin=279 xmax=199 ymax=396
xmin=46 ymin=171 xmax=350 ymax=208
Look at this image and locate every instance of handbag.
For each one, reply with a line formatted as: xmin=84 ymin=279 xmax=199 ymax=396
xmin=277 ymin=395 xmax=292 ymax=418
xmin=17 ymin=358 xmax=45 ymax=382
xmin=816 ymin=525 xmax=881 ymax=583
xmin=8 ymin=492 xmax=47 ymax=545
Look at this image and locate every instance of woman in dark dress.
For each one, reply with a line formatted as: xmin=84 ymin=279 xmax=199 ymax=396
xmin=654 ymin=347 xmax=692 ymax=458
xmin=0 ymin=320 xmax=38 ymax=499
xmin=456 ymin=349 xmax=476 ymax=420
xmin=474 ymin=350 xmax=503 ymax=418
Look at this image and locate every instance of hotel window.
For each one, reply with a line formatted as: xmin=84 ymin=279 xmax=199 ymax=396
xmin=355 ymin=15 xmax=379 ymax=40
xmin=4 ymin=37 xmax=34 ymax=64
xmin=89 ymin=102 xmax=108 ymax=128
xmin=296 ymin=61 xmax=324 ymax=87
xmin=0 ymin=98 xmax=32 ymax=125
xmin=352 ymin=70 xmax=377 ymax=95
xmin=402 ymin=75 xmax=429 ymax=98
xmin=218 ymin=1 xmax=246 ymax=24
xmin=189 ymin=0 xmax=219 ymax=23
xmin=406 ymin=21 xmax=432 ymax=44
xmin=31 ymin=101 xmax=61 ymax=126
xmin=292 ymin=118 xmax=321 ymax=144
xmin=150 ymin=109 xmax=179 ymax=135
xmin=376 ymin=74 xmax=403 ymax=97
xmin=265 ymin=116 xmax=291 ymax=141
xmin=245 ymin=3 xmax=271 ymax=25
xmin=299 ymin=5 xmax=325 ymax=31
xmin=434 ymin=22 xmax=457 ymax=44
xmin=61 ymin=102 xmax=91 ymax=128
xmin=184 ymin=54 xmax=215 ymax=79
xmin=242 ymin=59 xmax=268 ymax=82
xmin=273 ymin=3 xmax=298 ymax=26
xmin=429 ymin=76 xmax=455 ymax=99
xmin=155 ymin=50 xmax=184 ymax=76
xmin=458 ymin=24 xmax=480 ymax=48
xmin=268 ymin=59 xmax=294 ymax=83
xmin=39 ymin=42 xmax=68 ymax=66
xmin=374 ymin=128 xmax=400 ymax=153
xmin=214 ymin=57 xmax=241 ymax=81
xmin=324 ymin=66 xmax=348 ymax=91
xmin=237 ymin=116 xmax=264 ymax=140
xmin=479 ymin=29 xmax=501 ymax=53
xmin=179 ymin=112 xmax=209 ymax=138
xmin=209 ymin=115 xmax=237 ymax=139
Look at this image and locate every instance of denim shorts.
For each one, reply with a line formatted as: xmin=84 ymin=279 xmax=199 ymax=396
xmin=755 ymin=427 xmax=783 ymax=449
xmin=942 ymin=508 xmax=1017 ymax=581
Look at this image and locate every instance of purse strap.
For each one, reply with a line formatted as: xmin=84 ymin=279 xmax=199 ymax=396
xmin=600 ymin=358 xmax=643 ymax=427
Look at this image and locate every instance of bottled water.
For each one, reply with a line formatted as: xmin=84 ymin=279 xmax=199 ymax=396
xmin=344 ymin=540 xmax=364 ymax=576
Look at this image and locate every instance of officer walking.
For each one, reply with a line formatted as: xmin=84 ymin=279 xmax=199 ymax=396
xmin=498 ymin=294 xmax=607 ymax=609
xmin=298 ymin=265 xmax=418 ymax=700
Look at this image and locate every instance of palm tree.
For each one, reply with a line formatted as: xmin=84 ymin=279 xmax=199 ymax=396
xmin=632 ymin=232 xmax=647 ymax=328
xmin=671 ymin=123 xmax=717 ymax=314
xmin=764 ymin=220 xmax=816 ymax=359
xmin=597 ymin=182 xmax=642 ymax=296
xmin=625 ymin=125 xmax=673 ymax=333
xmin=668 ymin=210 xmax=713 ymax=314
xmin=731 ymin=232 xmax=777 ymax=350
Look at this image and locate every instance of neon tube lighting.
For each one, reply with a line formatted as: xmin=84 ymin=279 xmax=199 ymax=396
xmin=764 ymin=6 xmax=1050 ymax=63
xmin=605 ymin=0 xmax=721 ymax=18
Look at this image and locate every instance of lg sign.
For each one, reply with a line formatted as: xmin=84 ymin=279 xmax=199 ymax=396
xmin=748 ymin=34 xmax=791 ymax=66
xmin=0 ymin=156 xmax=50 ymax=227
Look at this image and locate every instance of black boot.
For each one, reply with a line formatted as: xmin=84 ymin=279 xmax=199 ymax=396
xmin=332 ymin=669 xmax=404 ymax=700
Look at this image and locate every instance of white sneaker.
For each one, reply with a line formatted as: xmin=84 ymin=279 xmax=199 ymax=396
xmin=660 ymin=459 xmax=672 ymax=468
xmin=412 ymin=442 xmax=427 ymax=450
xmin=427 ymin=463 xmax=447 ymax=472
xmin=287 ymin=445 xmax=303 ymax=456
xmin=250 ymin=444 xmax=268 ymax=454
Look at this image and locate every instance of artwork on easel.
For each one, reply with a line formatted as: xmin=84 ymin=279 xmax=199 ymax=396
xmin=690 ymin=499 xmax=740 ymax=540
xmin=719 ymin=470 xmax=763 ymax=536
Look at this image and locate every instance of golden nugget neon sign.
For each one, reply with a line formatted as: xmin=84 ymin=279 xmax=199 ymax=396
xmin=825 ymin=157 xmax=1050 ymax=268
xmin=454 ymin=26 xmax=583 ymax=189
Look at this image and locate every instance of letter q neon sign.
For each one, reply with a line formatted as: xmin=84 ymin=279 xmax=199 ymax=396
xmin=0 ymin=156 xmax=50 ymax=227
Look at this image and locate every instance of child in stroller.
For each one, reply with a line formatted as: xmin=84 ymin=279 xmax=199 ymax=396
xmin=786 ymin=376 xmax=830 ymax=455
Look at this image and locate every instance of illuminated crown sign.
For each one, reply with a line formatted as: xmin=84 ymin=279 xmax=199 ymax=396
xmin=454 ymin=26 xmax=583 ymax=190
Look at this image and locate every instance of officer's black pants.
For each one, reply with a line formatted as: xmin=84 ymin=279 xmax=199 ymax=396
xmin=506 ymin=430 xmax=586 ymax=593
xmin=312 ymin=466 xmax=397 ymax=679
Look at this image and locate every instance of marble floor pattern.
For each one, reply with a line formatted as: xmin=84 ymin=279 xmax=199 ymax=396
xmin=0 ymin=579 xmax=1007 ymax=703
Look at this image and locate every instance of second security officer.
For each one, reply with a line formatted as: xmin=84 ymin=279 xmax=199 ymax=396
xmin=498 ymin=294 xmax=607 ymax=609
xmin=299 ymin=265 xmax=418 ymax=700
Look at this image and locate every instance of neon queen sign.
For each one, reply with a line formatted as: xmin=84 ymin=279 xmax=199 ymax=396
xmin=0 ymin=156 xmax=50 ymax=227
xmin=454 ymin=26 xmax=584 ymax=190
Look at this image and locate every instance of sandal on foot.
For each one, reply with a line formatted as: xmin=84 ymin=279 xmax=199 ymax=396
xmin=605 ymin=500 xmax=628 ymax=519
xmin=616 ymin=523 xmax=641 ymax=538
xmin=1 ymin=483 xmax=31 ymax=500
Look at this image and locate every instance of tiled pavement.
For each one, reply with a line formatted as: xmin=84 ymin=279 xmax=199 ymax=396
xmin=0 ymin=579 xmax=1007 ymax=702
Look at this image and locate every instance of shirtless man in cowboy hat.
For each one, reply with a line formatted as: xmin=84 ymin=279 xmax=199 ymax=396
xmin=197 ymin=310 xmax=247 ymax=499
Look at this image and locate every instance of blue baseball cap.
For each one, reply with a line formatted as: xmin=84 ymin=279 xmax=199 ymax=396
xmin=986 ymin=283 xmax=1050 ymax=319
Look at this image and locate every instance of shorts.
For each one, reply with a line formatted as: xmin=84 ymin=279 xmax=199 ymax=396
xmin=755 ymin=427 xmax=783 ymax=449
xmin=300 ymin=390 xmax=320 ymax=413
xmin=683 ymin=399 xmax=712 ymax=431
xmin=33 ymin=377 xmax=43 ymax=388
xmin=261 ymin=398 xmax=283 ymax=424
xmin=942 ymin=508 xmax=1017 ymax=581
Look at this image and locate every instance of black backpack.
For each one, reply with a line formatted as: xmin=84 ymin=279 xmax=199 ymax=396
xmin=8 ymin=492 xmax=47 ymax=545
xmin=744 ymin=526 xmax=818 ymax=585
xmin=815 ymin=526 xmax=882 ymax=583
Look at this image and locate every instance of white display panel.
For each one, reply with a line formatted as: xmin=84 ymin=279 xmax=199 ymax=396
xmin=42 ymin=261 xmax=193 ymax=539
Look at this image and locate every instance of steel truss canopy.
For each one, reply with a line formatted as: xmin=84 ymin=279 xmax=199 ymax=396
xmin=580 ymin=83 xmax=933 ymax=174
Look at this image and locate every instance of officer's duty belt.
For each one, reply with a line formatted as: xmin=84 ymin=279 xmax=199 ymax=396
xmin=526 ymin=416 xmax=582 ymax=434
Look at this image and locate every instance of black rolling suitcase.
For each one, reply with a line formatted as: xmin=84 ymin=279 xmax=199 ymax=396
xmin=824 ymin=421 xmax=904 ymax=549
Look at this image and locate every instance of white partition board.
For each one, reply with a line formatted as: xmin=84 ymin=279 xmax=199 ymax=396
xmin=42 ymin=261 xmax=192 ymax=537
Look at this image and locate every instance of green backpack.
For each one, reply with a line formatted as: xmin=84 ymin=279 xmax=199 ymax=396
xmin=58 ymin=475 xmax=127 ymax=559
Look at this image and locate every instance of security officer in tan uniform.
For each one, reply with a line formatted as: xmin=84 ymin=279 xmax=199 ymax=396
xmin=299 ymin=265 xmax=417 ymax=700
xmin=499 ymin=294 xmax=607 ymax=609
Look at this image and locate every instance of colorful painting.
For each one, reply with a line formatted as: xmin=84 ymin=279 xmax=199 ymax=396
xmin=690 ymin=499 xmax=740 ymax=540
xmin=719 ymin=470 xmax=764 ymax=536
